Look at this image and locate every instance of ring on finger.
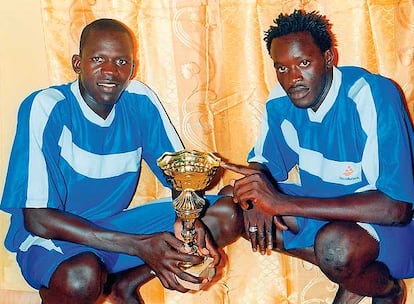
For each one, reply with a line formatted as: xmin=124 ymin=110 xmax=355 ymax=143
xmin=248 ymin=226 xmax=258 ymax=233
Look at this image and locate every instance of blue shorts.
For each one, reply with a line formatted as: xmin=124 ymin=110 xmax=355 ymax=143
xmin=16 ymin=195 xmax=220 ymax=289
xmin=282 ymin=217 xmax=414 ymax=279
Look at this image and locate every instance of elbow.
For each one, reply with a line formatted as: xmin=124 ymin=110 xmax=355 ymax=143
xmin=399 ymin=205 xmax=413 ymax=225
xmin=389 ymin=202 xmax=413 ymax=226
xmin=23 ymin=208 xmax=51 ymax=238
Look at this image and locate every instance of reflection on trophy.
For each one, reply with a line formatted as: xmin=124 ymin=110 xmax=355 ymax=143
xmin=157 ymin=149 xmax=221 ymax=290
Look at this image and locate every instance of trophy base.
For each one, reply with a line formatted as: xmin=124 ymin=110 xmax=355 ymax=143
xmin=175 ymin=257 xmax=215 ymax=290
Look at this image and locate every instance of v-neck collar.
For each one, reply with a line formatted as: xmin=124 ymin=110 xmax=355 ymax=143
xmin=307 ymin=67 xmax=341 ymax=123
xmin=71 ymin=80 xmax=116 ymax=127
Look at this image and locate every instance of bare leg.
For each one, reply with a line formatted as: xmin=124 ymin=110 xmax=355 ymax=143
xmin=201 ymin=195 xmax=244 ymax=247
xmin=333 ymin=285 xmax=365 ymax=304
xmin=40 ymin=252 xmax=107 ymax=304
xmin=213 ymin=192 xmax=368 ymax=304
xmin=277 ymin=219 xmax=365 ymax=304
xmin=107 ymin=264 xmax=155 ymax=304
xmin=372 ymin=279 xmax=406 ymax=304
xmin=283 ymin=246 xmax=364 ymax=304
xmin=315 ymin=222 xmax=403 ymax=303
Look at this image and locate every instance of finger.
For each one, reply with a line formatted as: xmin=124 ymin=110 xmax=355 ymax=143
xmin=243 ymin=214 xmax=251 ymax=239
xmin=265 ymin=224 xmax=273 ymax=254
xmin=174 ymin=269 xmax=207 ymax=291
xmin=166 ymin=234 xmax=192 ymax=254
xmin=236 ymin=193 xmax=258 ymax=211
xmin=156 ymin=269 xmax=190 ymax=293
xmin=220 ymin=161 xmax=259 ymax=176
xmin=194 ymin=221 xmax=207 ymax=252
xmin=257 ymin=225 xmax=266 ymax=255
xmin=232 ymin=181 xmax=257 ymax=208
xmin=205 ymin=244 xmax=221 ymax=267
xmin=174 ymin=219 xmax=183 ymax=240
xmin=239 ymin=199 xmax=252 ymax=210
xmin=202 ymin=233 xmax=221 ymax=267
xmin=195 ymin=238 xmax=216 ymax=265
xmin=178 ymin=252 xmax=205 ymax=267
xmin=157 ymin=275 xmax=173 ymax=291
xmin=244 ymin=216 xmax=258 ymax=252
xmin=249 ymin=228 xmax=258 ymax=252
xmin=273 ymin=216 xmax=288 ymax=231
xmin=232 ymin=185 xmax=254 ymax=210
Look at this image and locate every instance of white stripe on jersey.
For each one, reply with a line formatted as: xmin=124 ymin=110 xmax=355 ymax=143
xmin=126 ymin=81 xmax=183 ymax=151
xmin=348 ymin=77 xmax=379 ymax=190
xmin=281 ymin=119 xmax=363 ymax=185
xmin=249 ymin=109 xmax=269 ymax=164
xmin=58 ymin=125 xmax=142 ymax=178
xmin=19 ymin=234 xmax=63 ymax=254
xmin=27 ymin=89 xmax=64 ymax=208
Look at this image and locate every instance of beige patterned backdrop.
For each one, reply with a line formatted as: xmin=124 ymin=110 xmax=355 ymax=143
xmin=0 ymin=0 xmax=414 ymax=303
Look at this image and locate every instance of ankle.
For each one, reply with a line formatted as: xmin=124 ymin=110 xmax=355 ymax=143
xmin=388 ymin=280 xmax=403 ymax=297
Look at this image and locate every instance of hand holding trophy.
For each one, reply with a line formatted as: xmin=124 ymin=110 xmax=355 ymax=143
xmin=157 ymin=149 xmax=221 ymax=290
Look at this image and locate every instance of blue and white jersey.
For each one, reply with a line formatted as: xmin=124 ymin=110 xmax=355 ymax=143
xmin=1 ymin=80 xmax=184 ymax=252
xmin=248 ymin=66 xmax=414 ymax=203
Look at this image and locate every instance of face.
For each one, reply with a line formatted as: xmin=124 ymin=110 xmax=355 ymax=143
xmin=270 ymin=32 xmax=333 ymax=111
xmin=72 ymin=29 xmax=135 ymax=118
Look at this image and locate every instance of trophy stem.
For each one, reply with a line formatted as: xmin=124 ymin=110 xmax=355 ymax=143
xmin=173 ymin=190 xmax=206 ymax=257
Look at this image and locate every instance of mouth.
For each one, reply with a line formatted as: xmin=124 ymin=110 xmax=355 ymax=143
xmin=97 ymin=81 xmax=119 ymax=90
xmin=288 ymin=85 xmax=309 ymax=100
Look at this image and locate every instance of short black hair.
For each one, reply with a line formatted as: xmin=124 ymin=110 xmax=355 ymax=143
xmin=264 ymin=10 xmax=335 ymax=54
xmin=79 ymin=18 xmax=133 ymax=54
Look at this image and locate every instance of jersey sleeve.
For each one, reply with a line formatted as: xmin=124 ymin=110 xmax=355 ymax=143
xmin=247 ymin=100 xmax=288 ymax=182
xmin=1 ymin=89 xmax=67 ymax=213
xmin=370 ymin=77 xmax=414 ymax=204
xmin=137 ymin=86 xmax=184 ymax=187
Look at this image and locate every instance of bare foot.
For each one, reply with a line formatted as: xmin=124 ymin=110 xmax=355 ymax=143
xmin=333 ymin=285 xmax=364 ymax=304
xmin=372 ymin=280 xmax=406 ymax=304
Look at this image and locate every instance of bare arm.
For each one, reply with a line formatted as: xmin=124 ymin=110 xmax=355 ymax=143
xmin=23 ymin=207 xmax=210 ymax=289
xmin=23 ymin=208 xmax=149 ymax=255
xmin=221 ymin=162 xmax=413 ymax=226
xmin=277 ymin=190 xmax=412 ymax=225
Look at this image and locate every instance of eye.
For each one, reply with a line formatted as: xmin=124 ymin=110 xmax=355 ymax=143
xmin=299 ymin=59 xmax=310 ymax=67
xmin=276 ymin=65 xmax=287 ymax=73
xmin=91 ymin=57 xmax=104 ymax=63
xmin=116 ymin=59 xmax=128 ymax=66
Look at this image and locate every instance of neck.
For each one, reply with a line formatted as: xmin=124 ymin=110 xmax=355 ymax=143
xmin=311 ymin=68 xmax=333 ymax=112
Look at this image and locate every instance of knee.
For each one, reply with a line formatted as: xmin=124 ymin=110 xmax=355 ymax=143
xmin=50 ymin=252 xmax=107 ymax=300
xmin=314 ymin=222 xmax=356 ymax=282
xmin=314 ymin=222 xmax=379 ymax=283
xmin=203 ymin=196 xmax=243 ymax=247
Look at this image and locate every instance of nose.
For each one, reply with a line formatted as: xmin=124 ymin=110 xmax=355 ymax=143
xmin=101 ymin=61 xmax=118 ymax=76
xmin=289 ymin=67 xmax=303 ymax=85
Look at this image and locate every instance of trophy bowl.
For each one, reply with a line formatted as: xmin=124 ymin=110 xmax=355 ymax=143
xmin=157 ymin=150 xmax=221 ymax=191
xmin=157 ymin=149 xmax=221 ymax=223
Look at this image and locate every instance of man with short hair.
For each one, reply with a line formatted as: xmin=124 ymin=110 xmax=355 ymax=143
xmin=1 ymin=18 xmax=242 ymax=304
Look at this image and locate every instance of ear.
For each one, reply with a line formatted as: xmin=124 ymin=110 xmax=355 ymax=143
xmin=130 ymin=60 xmax=137 ymax=80
xmin=72 ymin=54 xmax=81 ymax=74
xmin=324 ymin=49 xmax=334 ymax=68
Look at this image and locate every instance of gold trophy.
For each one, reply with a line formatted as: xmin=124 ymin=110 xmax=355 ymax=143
xmin=157 ymin=149 xmax=221 ymax=290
